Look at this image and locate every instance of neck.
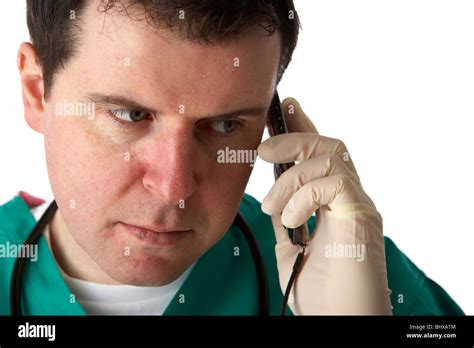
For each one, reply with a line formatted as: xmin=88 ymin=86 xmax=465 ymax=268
xmin=44 ymin=208 xmax=122 ymax=285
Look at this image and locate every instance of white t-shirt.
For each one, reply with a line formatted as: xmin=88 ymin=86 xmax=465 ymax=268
xmin=31 ymin=201 xmax=195 ymax=315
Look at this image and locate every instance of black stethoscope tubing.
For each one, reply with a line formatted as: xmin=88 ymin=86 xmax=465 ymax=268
xmin=10 ymin=201 xmax=269 ymax=316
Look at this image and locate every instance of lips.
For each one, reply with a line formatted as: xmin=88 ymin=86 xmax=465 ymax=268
xmin=123 ymin=222 xmax=190 ymax=234
xmin=120 ymin=222 xmax=191 ymax=247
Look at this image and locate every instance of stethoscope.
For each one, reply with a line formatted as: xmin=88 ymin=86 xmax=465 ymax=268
xmin=10 ymin=200 xmax=270 ymax=316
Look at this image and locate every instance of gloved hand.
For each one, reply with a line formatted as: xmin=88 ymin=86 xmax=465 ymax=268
xmin=258 ymin=98 xmax=393 ymax=315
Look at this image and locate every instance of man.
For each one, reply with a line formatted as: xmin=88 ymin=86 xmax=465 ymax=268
xmin=0 ymin=0 xmax=463 ymax=315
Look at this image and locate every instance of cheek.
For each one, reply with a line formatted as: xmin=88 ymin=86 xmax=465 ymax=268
xmin=202 ymin=162 xmax=253 ymax=234
xmin=44 ymin=114 xmax=128 ymax=230
xmin=201 ymin=125 xmax=265 ymax=232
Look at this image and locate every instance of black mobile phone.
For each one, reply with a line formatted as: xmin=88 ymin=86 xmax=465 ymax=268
xmin=267 ymin=92 xmax=308 ymax=246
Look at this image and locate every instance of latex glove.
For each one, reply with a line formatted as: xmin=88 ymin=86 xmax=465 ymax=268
xmin=258 ymin=98 xmax=393 ymax=315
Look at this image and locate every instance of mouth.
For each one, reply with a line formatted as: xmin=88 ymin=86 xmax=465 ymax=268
xmin=120 ymin=222 xmax=192 ymax=247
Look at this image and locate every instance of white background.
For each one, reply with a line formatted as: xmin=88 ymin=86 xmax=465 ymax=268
xmin=1 ymin=1 xmax=473 ymax=314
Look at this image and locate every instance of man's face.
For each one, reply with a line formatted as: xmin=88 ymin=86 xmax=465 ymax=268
xmin=35 ymin=2 xmax=280 ymax=285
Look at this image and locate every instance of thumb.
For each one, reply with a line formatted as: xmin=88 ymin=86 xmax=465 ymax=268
xmin=269 ymin=213 xmax=311 ymax=245
xmin=281 ymin=97 xmax=319 ymax=134
xmin=270 ymin=213 xmax=291 ymax=244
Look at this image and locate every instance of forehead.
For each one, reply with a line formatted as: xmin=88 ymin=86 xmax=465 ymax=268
xmin=63 ymin=1 xmax=281 ymax=114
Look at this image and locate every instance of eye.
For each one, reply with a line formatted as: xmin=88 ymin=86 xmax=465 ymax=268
xmin=110 ymin=109 xmax=149 ymax=123
xmin=208 ymin=119 xmax=242 ymax=134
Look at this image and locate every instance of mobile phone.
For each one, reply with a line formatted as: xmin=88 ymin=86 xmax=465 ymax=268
xmin=267 ymin=92 xmax=308 ymax=245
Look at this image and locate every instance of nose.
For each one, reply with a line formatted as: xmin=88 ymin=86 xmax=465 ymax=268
xmin=140 ymin=126 xmax=198 ymax=206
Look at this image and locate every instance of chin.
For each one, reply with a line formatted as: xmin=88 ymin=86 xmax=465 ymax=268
xmin=100 ymin=254 xmax=194 ymax=286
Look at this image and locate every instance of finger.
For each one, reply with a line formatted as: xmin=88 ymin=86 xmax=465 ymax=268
xmin=281 ymin=97 xmax=319 ymax=134
xmin=261 ymin=153 xmax=361 ymax=216
xmin=270 ymin=213 xmax=291 ymax=244
xmin=280 ymin=174 xmax=374 ymax=228
xmin=258 ymin=133 xmax=358 ymax=175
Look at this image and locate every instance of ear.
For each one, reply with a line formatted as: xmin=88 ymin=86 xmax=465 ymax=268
xmin=17 ymin=42 xmax=45 ymax=133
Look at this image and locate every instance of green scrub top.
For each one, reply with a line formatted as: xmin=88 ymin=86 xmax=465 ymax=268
xmin=0 ymin=194 xmax=464 ymax=315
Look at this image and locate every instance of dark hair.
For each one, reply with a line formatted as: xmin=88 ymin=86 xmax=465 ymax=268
xmin=26 ymin=0 xmax=300 ymax=100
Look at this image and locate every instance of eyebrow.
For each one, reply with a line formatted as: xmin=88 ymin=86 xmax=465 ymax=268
xmin=86 ymin=93 xmax=156 ymax=113
xmin=86 ymin=92 xmax=268 ymax=119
